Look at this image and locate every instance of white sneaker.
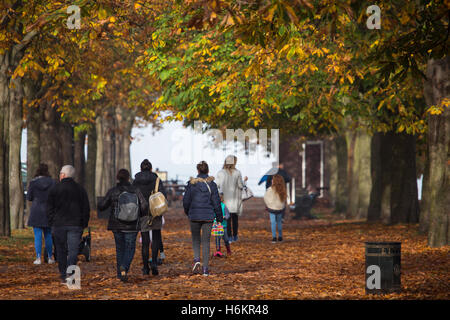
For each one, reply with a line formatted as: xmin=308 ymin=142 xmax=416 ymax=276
xmin=48 ymin=257 xmax=55 ymax=264
xmin=33 ymin=258 xmax=41 ymax=265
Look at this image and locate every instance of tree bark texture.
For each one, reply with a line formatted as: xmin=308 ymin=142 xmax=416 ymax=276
xmin=422 ymin=57 xmax=450 ymax=247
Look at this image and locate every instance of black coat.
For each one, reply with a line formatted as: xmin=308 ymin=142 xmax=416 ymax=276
xmin=97 ymin=181 xmax=148 ymax=231
xmin=27 ymin=176 xmax=56 ymax=228
xmin=183 ymin=174 xmax=223 ymax=223
xmin=47 ymin=178 xmax=90 ymax=228
xmin=132 ymin=170 xmax=166 ymax=230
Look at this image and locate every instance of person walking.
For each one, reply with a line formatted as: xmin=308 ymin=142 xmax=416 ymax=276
xmin=265 ymin=162 xmax=291 ymax=222
xmin=132 ymin=159 xmax=166 ymax=276
xmin=183 ymin=161 xmax=222 ymax=276
xmin=27 ymin=163 xmax=56 ymax=265
xmin=213 ymin=192 xmax=231 ymax=257
xmin=47 ymin=165 xmax=90 ymax=284
xmin=264 ymin=174 xmax=287 ymax=243
xmin=265 ymin=162 xmax=291 ymax=189
xmin=216 ymin=155 xmax=247 ymax=242
xmin=97 ymin=169 xmax=148 ymax=282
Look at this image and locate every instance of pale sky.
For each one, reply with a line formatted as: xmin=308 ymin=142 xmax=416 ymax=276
xmin=21 ymin=121 xmax=278 ymax=196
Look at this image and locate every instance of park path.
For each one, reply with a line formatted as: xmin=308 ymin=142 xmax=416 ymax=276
xmin=0 ymin=198 xmax=448 ymax=300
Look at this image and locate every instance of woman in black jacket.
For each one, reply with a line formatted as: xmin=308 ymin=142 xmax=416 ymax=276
xmin=27 ymin=163 xmax=56 ymax=265
xmin=97 ymin=169 xmax=148 ymax=282
xmin=183 ymin=161 xmax=222 ymax=276
xmin=132 ymin=159 xmax=167 ymax=276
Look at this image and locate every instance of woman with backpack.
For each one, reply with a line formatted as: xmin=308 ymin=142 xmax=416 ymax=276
xmin=133 ymin=159 xmax=167 ymax=276
xmin=27 ymin=163 xmax=56 ymax=265
xmin=97 ymin=169 xmax=148 ymax=282
xmin=264 ymin=174 xmax=287 ymax=243
xmin=215 ymin=155 xmax=247 ymax=242
xmin=183 ymin=161 xmax=223 ymax=276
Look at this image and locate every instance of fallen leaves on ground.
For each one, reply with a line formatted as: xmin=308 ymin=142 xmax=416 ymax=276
xmin=0 ymin=198 xmax=448 ymax=300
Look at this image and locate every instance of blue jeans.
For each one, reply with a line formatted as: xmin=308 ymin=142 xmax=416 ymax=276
xmin=52 ymin=226 xmax=83 ymax=280
xmin=113 ymin=231 xmax=138 ymax=277
xmin=269 ymin=213 xmax=283 ymax=238
xmin=33 ymin=227 xmax=52 ymax=259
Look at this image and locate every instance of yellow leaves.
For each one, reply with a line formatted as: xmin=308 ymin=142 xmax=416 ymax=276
xmin=264 ymin=5 xmax=277 ymax=22
xmin=346 ymin=74 xmax=354 ymax=84
xmin=98 ymin=8 xmax=108 ymax=20
xmin=370 ymin=40 xmax=379 ymax=49
xmin=134 ymin=3 xmax=142 ymax=10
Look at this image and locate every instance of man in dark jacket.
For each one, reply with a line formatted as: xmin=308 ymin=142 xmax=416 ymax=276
xmin=47 ymin=165 xmax=90 ymax=283
xmin=132 ymin=159 xmax=166 ymax=275
xmin=98 ymin=169 xmax=148 ymax=281
xmin=183 ymin=161 xmax=222 ymax=276
xmin=265 ymin=162 xmax=291 ymax=189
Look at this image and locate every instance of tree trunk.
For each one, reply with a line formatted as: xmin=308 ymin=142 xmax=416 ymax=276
xmin=367 ymin=131 xmax=420 ymax=224
xmin=0 ymin=55 xmax=10 ymax=236
xmin=345 ymin=129 xmax=371 ymax=219
xmin=59 ymin=122 xmax=74 ymax=167
xmin=8 ymin=76 xmax=24 ymax=229
xmin=390 ymin=133 xmax=419 ymax=224
xmin=327 ymin=137 xmax=337 ymax=207
xmin=422 ymin=57 xmax=450 ymax=247
xmin=114 ymin=107 xmax=134 ymax=174
xmin=333 ymin=135 xmax=348 ymax=213
xmin=40 ymin=102 xmax=63 ymax=179
xmin=85 ymin=126 xmax=96 ymax=208
xmin=74 ymin=130 xmax=86 ymax=186
xmin=40 ymin=103 xmax=74 ymax=179
xmin=95 ymin=116 xmax=106 ymax=197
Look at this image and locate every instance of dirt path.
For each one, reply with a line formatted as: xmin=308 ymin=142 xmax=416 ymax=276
xmin=0 ymin=198 xmax=448 ymax=300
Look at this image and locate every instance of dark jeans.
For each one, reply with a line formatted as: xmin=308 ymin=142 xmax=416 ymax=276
xmin=52 ymin=226 xmax=83 ymax=280
xmin=113 ymin=231 xmax=138 ymax=277
xmin=226 ymin=213 xmax=239 ymax=238
xmin=190 ymin=221 xmax=213 ymax=268
xmin=141 ymin=229 xmax=162 ymax=270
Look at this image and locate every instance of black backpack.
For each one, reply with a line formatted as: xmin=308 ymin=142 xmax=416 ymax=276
xmin=115 ymin=191 xmax=140 ymax=222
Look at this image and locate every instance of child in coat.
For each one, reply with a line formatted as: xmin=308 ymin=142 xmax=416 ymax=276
xmin=214 ymin=193 xmax=231 ymax=257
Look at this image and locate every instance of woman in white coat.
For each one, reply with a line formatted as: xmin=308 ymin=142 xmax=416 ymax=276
xmin=216 ymin=155 xmax=247 ymax=242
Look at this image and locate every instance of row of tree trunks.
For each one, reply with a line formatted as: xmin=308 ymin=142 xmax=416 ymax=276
xmin=367 ymin=132 xmax=420 ymax=224
xmin=95 ymin=107 xmax=135 ymax=201
xmin=421 ymin=57 xmax=449 ymax=247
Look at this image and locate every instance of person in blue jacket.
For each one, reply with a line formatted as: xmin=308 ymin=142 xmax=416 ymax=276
xmin=183 ymin=161 xmax=223 ymax=276
xmin=27 ymin=163 xmax=56 ymax=265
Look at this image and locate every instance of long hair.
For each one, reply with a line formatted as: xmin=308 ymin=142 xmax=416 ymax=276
xmin=223 ymin=155 xmax=237 ymax=174
xmin=271 ymin=174 xmax=287 ymax=202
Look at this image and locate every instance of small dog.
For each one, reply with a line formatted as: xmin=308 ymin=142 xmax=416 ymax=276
xmin=50 ymin=228 xmax=91 ymax=262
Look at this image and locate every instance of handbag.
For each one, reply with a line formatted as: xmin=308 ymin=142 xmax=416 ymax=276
xmin=242 ymin=182 xmax=254 ymax=201
xmin=211 ymin=219 xmax=224 ymax=236
xmin=148 ymin=177 xmax=168 ymax=219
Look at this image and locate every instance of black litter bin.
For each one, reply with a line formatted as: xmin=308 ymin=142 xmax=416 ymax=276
xmin=96 ymin=196 xmax=110 ymax=219
xmin=365 ymin=242 xmax=401 ymax=294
